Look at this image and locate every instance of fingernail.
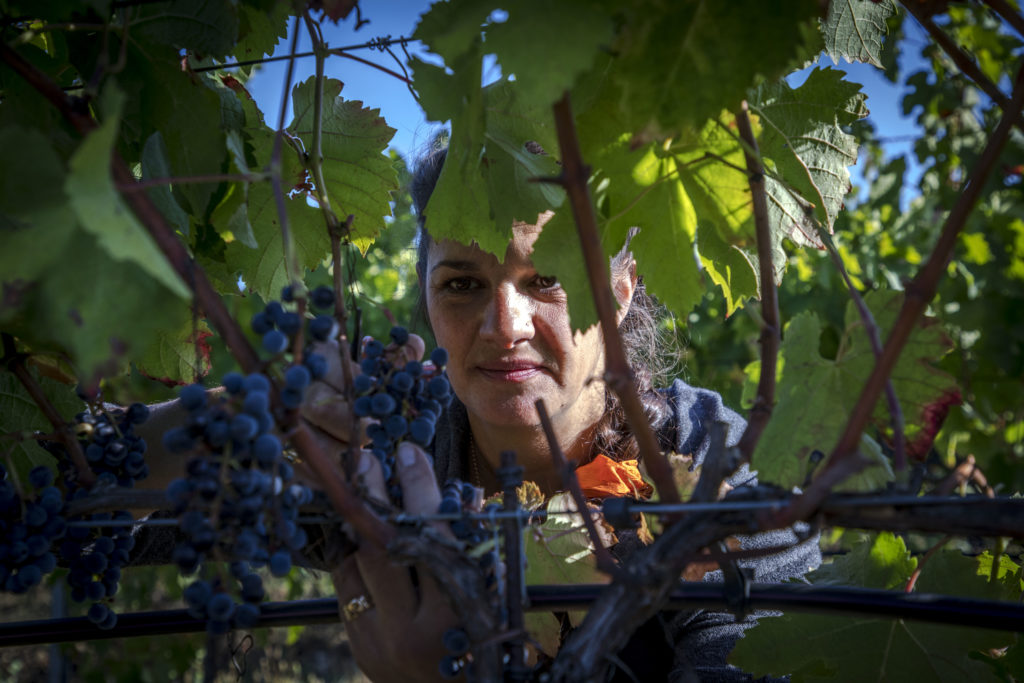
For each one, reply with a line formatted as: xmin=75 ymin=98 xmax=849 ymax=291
xmin=357 ymin=452 xmax=373 ymax=475
xmin=398 ymin=442 xmax=417 ymax=468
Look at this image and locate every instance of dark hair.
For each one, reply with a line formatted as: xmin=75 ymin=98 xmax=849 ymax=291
xmin=411 ymin=144 xmax=676 ymax=464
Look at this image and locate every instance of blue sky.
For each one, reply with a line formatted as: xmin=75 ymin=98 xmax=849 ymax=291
xmin=245 ymin=3 xmax=929 ymax=207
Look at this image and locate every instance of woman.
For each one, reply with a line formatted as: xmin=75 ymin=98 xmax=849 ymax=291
xmin=319 ymin=147 xmax=819 ymax=682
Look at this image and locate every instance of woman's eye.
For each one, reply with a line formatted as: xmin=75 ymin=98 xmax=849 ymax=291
xmin=444 ymin=277 xmax=478 ymax=292
xmin=534 ymin=275 xmax=559 ymax=290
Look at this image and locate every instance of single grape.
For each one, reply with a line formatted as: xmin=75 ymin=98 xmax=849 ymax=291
xmin=370 ymin=393 xmax=397 ymax=417
xmin=280 ymin=284 xmax=296 ymax=302
xmin=308 ymin=315 xmax=335 ymax=342
xmin=428 ymin=376 xmax=451 ymax=399
xmin=251 ymin=311 xmax=273 ymax=335
xmin=430 ymin=347 xmax=449 ymax=367
xmin=278 ymin=312 xmax=302 ymax=336
xmin=305 ymin=352 xmax=328 ymax=379
xmin=310 ymin=285 xmax=335 ymax=310
xmin=179 ymin=384 xmax=207 ymax=412
xmin=409 ymin=417 xmax=435 ymax=446
xmin=384 ymin=415 xmax=408 ymax=438
xmin=28 ymin=466 xmax=53 ymax=489
xmin=268 ymin=550 xmax=292 ymax=578
xmin=284 ymin=365 xmax=311 ymax=391
xmin=222 ymin=372 xmax=245 ymax=394
xmin=390 ymin=326 xmax=410 ymax=346
xmin=262 ymin=330 xmax=289 ymax=354
xmin=243 ymin=373 xmax=271 ymax=394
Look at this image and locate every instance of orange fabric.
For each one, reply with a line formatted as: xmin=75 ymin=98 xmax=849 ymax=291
xmin=574 ymin=454 xmax=653 ymax=500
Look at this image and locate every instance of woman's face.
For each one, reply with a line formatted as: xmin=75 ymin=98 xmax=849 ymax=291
xmin=423 ymin=217 xmax=620 ymax=435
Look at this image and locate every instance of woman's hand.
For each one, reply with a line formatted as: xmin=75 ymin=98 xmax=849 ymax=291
xmin=332 ymin=443 xmax=460 ymax=682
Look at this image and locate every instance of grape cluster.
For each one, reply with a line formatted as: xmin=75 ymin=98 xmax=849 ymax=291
xmin=162 ymin=374 xmax=313 ymax=632
xmin=161 ymin=287 xmax=326 ymax=632
xmin=59 ymin=404 xmax=152 ymax=627
xmin=74 ymin=404 xmax=151 ymax=487
xmin=0 ymin=464 xmax=65 ymax=595
xmin=353 ymin=327 xmax=453 ymax=505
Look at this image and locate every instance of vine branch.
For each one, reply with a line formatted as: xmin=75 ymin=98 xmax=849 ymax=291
xmin=550 ymin=91 xmax=680 ymax=507
xmin=733 ymin=101 xmax=780 ymax=464
xmin=1 ymin=334 xmax=94 ymax=487
xmin=903 ymin=1 xmax=1024 ymax=135
xmin=535 ymin=399 xmax=617 ymax=574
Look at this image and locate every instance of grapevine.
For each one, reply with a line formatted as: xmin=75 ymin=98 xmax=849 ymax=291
xmin=0 ymin=1 xmax=1023 ymax=681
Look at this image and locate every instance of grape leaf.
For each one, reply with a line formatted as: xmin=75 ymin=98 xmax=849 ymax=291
xmin=65 ymin=86 xmax=189 ymax=300
xmin=232 ymin=0 xmax=290 ymax=61
xmin=131 ymin=0 xmax=240 ymax=60
xmin=135 ymin=318 xmax=213 ymax=385
xmin=131 ymin=55 xmax=228 ymax=217
xmin=412 ymin=0 xmax=493 ymax=63
xmin=820 ymin=0 xmax=897 ymax=68
xmin=750 ymin=67 xmax=869 ymax=247
xmin=288 ymin=77 xmax=398 ymax=252
xmin=523 ymin=492 xmax=611 ymax=655
xmin=610 ymin=0 xmax=820 ymax=137
xmin=730 ymin=534 xmax=1011 ymax=682
xmin=746 ymin=290 xmax=956 ymax=488
xmin=1 ymin=230 xmax=194 ymax=380
xmin=224 ymin=178 xmax=328 ymax=302
xmin=485 ymin=0 xmax=612 ymax=108
xmin=141 ymin=132 xmax=190 ymax=238
xmin=0 ymin=369 xmax=80 ymax=483
xmin=0 ymin=126 xmax=77 ymax=282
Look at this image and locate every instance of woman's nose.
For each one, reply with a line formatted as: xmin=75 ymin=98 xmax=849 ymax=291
xmin=479 ymin=283 xmax=534 ymax=347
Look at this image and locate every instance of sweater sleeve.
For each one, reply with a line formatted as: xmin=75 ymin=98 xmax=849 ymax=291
xmin=659 ymin=379 xmax=821 ymax=682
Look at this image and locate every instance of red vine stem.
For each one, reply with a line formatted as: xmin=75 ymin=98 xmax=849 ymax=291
xmin=327 ymin=48 xmax=412 ymax=84
xmin=903 ymin=1 xmax=1024 ymax=134
xmin=0 ymin=39 xmax=393 ymax=548
xmin=535 ymin=399 xmax=618 ymax=574
xmin=550 ymin=92 xmax=680 ymax=507
xmin=733 ymin=102 xmax=780 ymax=463
xmin=821 ymin=232 xmax=907 ymax=470
xmin=904 ymin=535 xmax=952 ymax=593
xmin=2 ymin=335 xmax=94 ymax=487
xmin=767 ymin=62 xmax=1024 ymax=529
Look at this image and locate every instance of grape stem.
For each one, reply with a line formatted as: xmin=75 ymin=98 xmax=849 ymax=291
xmin=1 ymin=334 xmax=94 ymax=487
xmin=270 ymin=15 xmax=303 ymax=292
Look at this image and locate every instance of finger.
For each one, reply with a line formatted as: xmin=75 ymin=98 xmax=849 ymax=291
xmin=307 ymin=338 xmax=350 ymax=392
xmin=301 ymin=382 xmax=360 ymax=444
xmin=353 ymin=451 xmax=418 ymax=620
xmin=384 ymin=333 xmax=426 ymax=367
xmin=395 ymin=442 xmax=442 ymax=517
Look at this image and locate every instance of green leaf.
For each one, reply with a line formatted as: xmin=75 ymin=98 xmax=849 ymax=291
xmin=485 ymin=0 xmax=612 ymax=108
xmin=751 ymin=67 xmax=869 ymax=245
xmin=731 ymin=534 xmax=1014 ymax=682
xmin=820 ymin=0 xmax=897 ymax=68
xmin=224 ymin=178 xmax=329 ymax=302
xmin=131 ymin=55 xmax=228 ymax=216
xmin=135 ymin=318 xmax=212 ymax=385
xmin=1 ymin=230 xmax=193 ymax=380
xmin=131 ymin=0 xmax=240 ymax=59
xmin=523 ymin=492 xmax=609 ymax=655
xmin=0 ymin=126 xmax=77 ymax=282
xmin=288 ymin=77 xmax=398 ymax=251
xmin=610 ymin=0 xmax=820 ymax=136
xmin=412 ymin=0 xmax=493 ymax=63
xmin=65 ymin=86 xmax=189 ymax=300
xmin=232 ymin=0 xmax=290 ymax=61
xmin=808 ymin=532 xmax=916 ymax=590
xmin=141 ymin=132 xmax=190 ymax=237
xmin=0 ymin=369 xmax=80 ymax=483
xmin=747 ymin=290 xmax=957 ymax=488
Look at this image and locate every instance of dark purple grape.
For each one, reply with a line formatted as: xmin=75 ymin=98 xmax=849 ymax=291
xmin=430 ymin=348 xmax=449 ymax=367
xmin=390 ymin=326 xmax=409 ymax=346
xmin=310 ymin=285 xmax=334 ymax=310
xmin=262 ymin=330 xmax=289 ymax=354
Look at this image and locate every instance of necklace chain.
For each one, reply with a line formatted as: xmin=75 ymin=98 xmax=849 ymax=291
xmin=468 ymin=438 xmax=483 ymax=488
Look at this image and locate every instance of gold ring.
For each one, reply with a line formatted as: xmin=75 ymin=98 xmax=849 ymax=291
xmin=342 ymin=594 xmax=373 ymax=622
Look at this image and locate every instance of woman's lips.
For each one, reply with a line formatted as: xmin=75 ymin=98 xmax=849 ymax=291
xmin=476 ymin=361 xmax=545 ymax=382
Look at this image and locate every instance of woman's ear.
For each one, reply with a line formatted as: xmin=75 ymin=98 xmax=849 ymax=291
xmin=612 ymin=258 xmax=638 ymax=325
